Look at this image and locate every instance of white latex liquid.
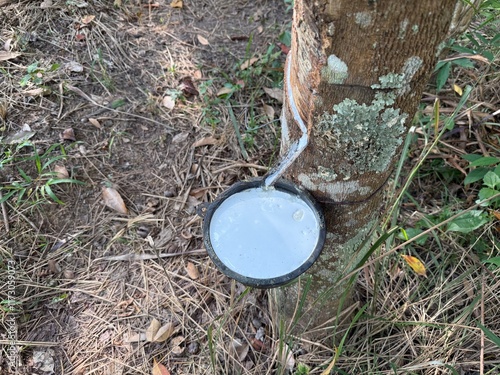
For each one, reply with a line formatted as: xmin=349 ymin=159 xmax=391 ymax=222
xmin=209 ymin=187 xmax=320 ymax=279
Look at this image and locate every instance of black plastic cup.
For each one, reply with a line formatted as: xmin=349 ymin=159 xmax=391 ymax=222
xmin=199 ymin=178 xmax=326 ymax=288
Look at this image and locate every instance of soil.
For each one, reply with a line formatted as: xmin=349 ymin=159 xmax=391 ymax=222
xmin=1 ymin=0 xmax=291 ymax=374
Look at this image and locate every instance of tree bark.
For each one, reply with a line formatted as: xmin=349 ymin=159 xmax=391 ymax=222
xmin=276 ymin=0 xmax=459 ymax=327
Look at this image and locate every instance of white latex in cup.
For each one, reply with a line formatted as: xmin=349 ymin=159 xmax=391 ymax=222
xmin=208 ymin=186 xmax=322 ymax=281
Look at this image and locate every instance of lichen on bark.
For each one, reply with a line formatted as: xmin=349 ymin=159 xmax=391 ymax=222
xmin=315 ymin=55 xmax=424 ymax=176
xmin=316 ymin=91 xmax=406 ymax=174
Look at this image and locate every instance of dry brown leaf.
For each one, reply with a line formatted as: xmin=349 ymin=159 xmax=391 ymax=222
xmin=102 ymin=187 xmax=128 ymax=214
xmin=88 ymin=118 xmax=101 ymax=129
xmin=61 ymin=128 xmax=76 ymax=141
xmin=262 ymin=103 xmax=275 ymax=121
xmin=152 ymin=359 xmax=171 ymax=375
xmin=153 ymin=322 xmax=175 ymax=343
xmin=193 ymin=70 xmax=202 ymax=79
xmin=186 ymin=262 xmax=199 ymax=279
xmin=146 ymin=318 xmax=161 ymax=342
xmin=172 ymin=132 xmax=189 ymax=144
xmin=189 ymin=187 xmax=207 ymax=199
xmin=493 ymin=210 xmax=500 ymax=221
xmin=171 ymin=336 xmax=185 ymax=355
xmin=263 ymin=87 xmax=283 ymax=103
xmin=63 ymin=270 xmax=74 ymax=279
xmin=401 ymin=254 xmax=427 ymax=277
xmin=197 ymin=34 xmax=209 ymax=46
xmin=231 ymin=339 xmax=250 ymax=362
xmin=250 ymin=337 xmax=265 ymax=351
xmin=453 ymin=84 xmax=463 ymax=96
xmin=64 ymin=61 xmax=84 ymax=72
xmin=179 ymin=76 xmax=199 ymax=96
xmin=81 ymin=15 xmax=95 ymax=24
xmin=216 ymin=86 xmax=234 ymax=97
xmin=170 ymin=0 xmax=182 ymax=8
xmin=126 ymin=332 xmax=147 ymax=343
xmin=162 ymin=96 xmax=175 ymax=110
xmin=54 ymin=165 xmax=69 ymax=179
xmin=22 ymin=88 xmax=46 ymax=97
xmin=47 ymin=259 xmax=61 ymax=274
xmin=192 ymin=136 xmax=217 ymax=148
xmin=240 ymin=56 xmax=259 ymax=70
xmin=320 ymin=351 xmax=337 ymax=375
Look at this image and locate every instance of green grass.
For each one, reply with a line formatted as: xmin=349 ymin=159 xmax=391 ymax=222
xmin=0 ymin=141 xmax=84 ymax=207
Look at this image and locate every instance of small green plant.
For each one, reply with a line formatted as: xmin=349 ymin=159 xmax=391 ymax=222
xmin=463 ymin=154 xmax=500 ymax=207
xmin=19 ymin=62 xmax=60 ymax=87
xmin=237 ymin=43 xmax=284 ymax=84
xmin=293 ymin=363 xmax=310 ymax=375
xmin=199 ymin=79 xmax=223 ymax=128
xmin=91 ymin=48 xmax=115 ymax=92
xmin=0 ymin=141 xmax=84 ymax=206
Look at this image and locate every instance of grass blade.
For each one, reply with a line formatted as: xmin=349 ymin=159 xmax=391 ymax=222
xmin=477 ymin=322 xmax=500 ymax=347
xmin=227 ymin=103 xmax=248 ymax=160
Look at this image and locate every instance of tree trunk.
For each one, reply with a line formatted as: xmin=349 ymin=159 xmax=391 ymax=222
xmin=276 ymin=0 xmax=459 ymax=327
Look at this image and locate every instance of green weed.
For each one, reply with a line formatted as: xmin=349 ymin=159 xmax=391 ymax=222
xmin=0 ymin=141 xmax=84 ymax=206
xmin=19 ymin=61 xmax=60 ymax=88
xmin=91 ymin=48 xmax=115 ymax=92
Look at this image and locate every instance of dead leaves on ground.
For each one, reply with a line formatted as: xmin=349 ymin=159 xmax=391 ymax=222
xmin=401 ymin=254 xmax=427 ymax=277
xmin=170 ymin=0 xmax=182 ymax=8
xmin=263 ymin=87 xmax=283 ymax=103
xmin=185 ymin=261 xmax=199 ymax=279
xmin=196 ymin=34 xmax=209 ymax=46
xmin=60 ymin=128 xmax=76 ymax=141
xmin=146 ymin=318 xmax=175 ymax=343
xmin=192 ymin=136 xmax=217 ymax=148
xmin=152 ymin=359 xmax=170 ymax=375
xmin=102 ymin=186 xmax=128 ymax=214
xmin=179 ymin=76 xmax=199 ymax=97
xmin=170 ymin=336 xmax=186 ymax=355
xmin=162 ymin=77 xmax=199 ymax=110
xmin=0 ymin=51 xmax=20 ymax=61
xmin=88 ymin=117 xmax=102 ymax=129
xmin=240 ymin=57 xmax=259 ymax=70
xmin=230 ymin=339 xmax=250 ymax=362
xmin=81 ymin=15 xmax=95 ymax=24
xmin=262 ymin=102 xmax=275 ymax=121
xmin=162 ymin=96 xmax=175 ymax=110
xmin=54 ymin=165 xmax=69 ymax=179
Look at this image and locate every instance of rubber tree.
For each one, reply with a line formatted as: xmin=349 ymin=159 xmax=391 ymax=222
xmin=275 ymin=0 xmax=471 ymax=326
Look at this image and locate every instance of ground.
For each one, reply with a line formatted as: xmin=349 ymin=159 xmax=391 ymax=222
xmin=1 ymin=1 xmax=500 ymax=375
